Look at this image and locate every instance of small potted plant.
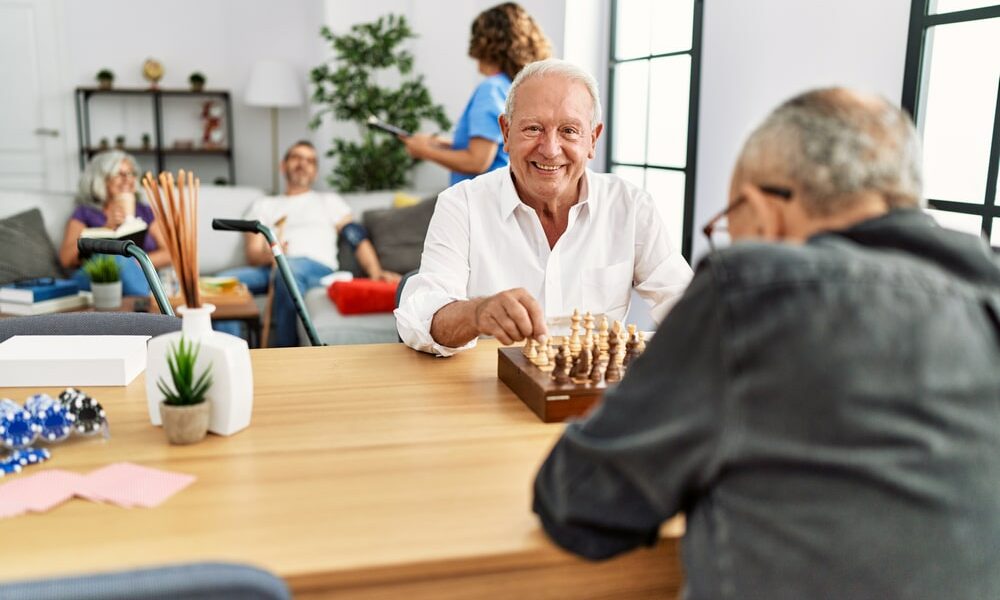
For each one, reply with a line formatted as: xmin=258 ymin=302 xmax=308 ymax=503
xmin=96 ymin=68 xmax=114 ymax=90
xmin=141 ymin=133 xmax=152 ymax=150
xmin=114 ymin=135 xmax=126 ymax=149
xmin=82 ymin=255 xmax=121 ymax=310
xmin=98 ymin=137 xmax=110 ymax=151
xmin=156 ymin=337 xmax=213 ymax=445
xmin=189 ymin=71 xmax=206 ymax=92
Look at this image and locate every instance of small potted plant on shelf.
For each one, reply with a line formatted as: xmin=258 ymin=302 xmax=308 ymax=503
xmin=114 ymin=135 xmax=126 ymax=149
xmin=82 ymin=255 xmax=121 ymax=310
xmin=189 ymin=71 xmax=206 ymax=92
xmin=141 ymin=133 xmax=152 ymax=150
xmin=156 ymin=337 xmax=213 ymax=445
xmin=98 ymin=137 xmax=110 ymax=151
xmin=96 ymin=68 xmax=114 ymax=90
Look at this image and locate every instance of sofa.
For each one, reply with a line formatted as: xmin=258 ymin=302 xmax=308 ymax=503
xmin=0 ymin=186 xmax=436 ymax=345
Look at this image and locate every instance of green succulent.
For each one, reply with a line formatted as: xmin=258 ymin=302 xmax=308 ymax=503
xmin=96 ymin=69 xmax=114 ymax=81
xmin=189 ymin=71 xmax=206 ymax=85
xmin=82 ymin=255 xmax=120 ymax=284
xmin=157 ymin=337 xmax=213 ymax=407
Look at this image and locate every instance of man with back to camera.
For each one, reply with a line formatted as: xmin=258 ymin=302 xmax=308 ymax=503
xmin=222 ymin=141 xmax=399 ymax=347
xmin=534 ymin=88 xmax=1000 ymax=599
xmin=395 ymin=59 xmax=693 ymax=355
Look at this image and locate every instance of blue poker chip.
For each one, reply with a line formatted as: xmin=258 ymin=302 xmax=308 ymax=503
xmin=28 ymin=397 xmax=75 ymax=443
xmin=0 ymin=408 xmax=41 ymax=449
xmin=0 ymin=459 xmax=23 ymax=477
xmin=10 ymin=447 xmax=50 ymax=466
xmin=65 ymin=395 xmax=106 ymax=436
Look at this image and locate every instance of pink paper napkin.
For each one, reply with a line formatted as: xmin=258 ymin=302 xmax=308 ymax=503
xmin=0 ymin=469 xmax=85 ymax=517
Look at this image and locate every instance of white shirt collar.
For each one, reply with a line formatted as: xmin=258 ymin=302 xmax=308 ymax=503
xmin=500 ymin=168 xmax=594 ymax=219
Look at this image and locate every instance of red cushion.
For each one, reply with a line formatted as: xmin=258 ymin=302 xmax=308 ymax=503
xmin=327 ymin=279 xmax=399 ymax=315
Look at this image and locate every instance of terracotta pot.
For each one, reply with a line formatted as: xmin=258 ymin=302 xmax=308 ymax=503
xmin=159 ymin=400 xmax=211 ymax=445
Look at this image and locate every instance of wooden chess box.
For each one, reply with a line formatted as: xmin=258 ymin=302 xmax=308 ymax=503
xmin=497 ymin=347 xmax=608 ymax=423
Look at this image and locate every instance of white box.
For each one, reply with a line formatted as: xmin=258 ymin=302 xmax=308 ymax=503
xmin=0 ymin=335 xmax=149 ymax=387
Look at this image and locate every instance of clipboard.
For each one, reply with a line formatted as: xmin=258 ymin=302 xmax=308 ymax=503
xmin=365 ymin=115 xmax=411 ymax=138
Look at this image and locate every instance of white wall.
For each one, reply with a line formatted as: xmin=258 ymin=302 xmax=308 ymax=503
xmin=692 ymin=0 xmax=912 ymax=259
xmin=61 ymin=0 xmax=324 ymax=193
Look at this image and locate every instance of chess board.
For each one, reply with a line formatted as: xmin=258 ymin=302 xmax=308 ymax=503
xmin=497 ymin=347 xmax=608 ymax=423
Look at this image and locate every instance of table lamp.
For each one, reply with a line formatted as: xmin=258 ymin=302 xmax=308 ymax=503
xmin=245 ymin=59 xmax=304 ymax=194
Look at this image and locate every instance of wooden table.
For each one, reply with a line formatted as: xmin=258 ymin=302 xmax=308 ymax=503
xmin=0 ymin=341 xmax=683 ymax=598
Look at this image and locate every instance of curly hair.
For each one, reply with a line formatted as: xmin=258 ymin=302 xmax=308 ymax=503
xmin=468 ymin=3 xmax=551 ymax=81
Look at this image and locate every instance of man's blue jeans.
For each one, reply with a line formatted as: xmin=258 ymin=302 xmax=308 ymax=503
xmin=71 ymin=256 xmax=151 ymax=296
xmin=217 ymin=257 xmax=332 ymax=347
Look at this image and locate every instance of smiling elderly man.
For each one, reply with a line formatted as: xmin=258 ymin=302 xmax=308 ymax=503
xmin=395 ymin=59 xmax=693 ymax=355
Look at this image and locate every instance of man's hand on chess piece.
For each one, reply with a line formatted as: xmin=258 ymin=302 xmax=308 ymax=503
xmin=474 ymin=288 xmax=547 ymax=345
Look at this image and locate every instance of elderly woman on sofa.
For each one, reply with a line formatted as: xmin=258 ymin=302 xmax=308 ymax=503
xmin=58 ymin=151 xmax=171 ymax=296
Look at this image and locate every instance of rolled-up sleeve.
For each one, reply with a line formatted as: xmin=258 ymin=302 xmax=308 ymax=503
xmin=394 ymin=187 xmax=478 ymax=356
xmin=533 ymin=266 xmax=726 ymax=559
xmin=632 ymin=191 xmax=693 ymax=324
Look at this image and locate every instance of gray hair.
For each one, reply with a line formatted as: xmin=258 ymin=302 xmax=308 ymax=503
xmin=737 ymin=88 xmax=924 ymax=216
xmin=503 ymin=58 xmax=602 ymax=129
xmin=76 ymin=150 xmax=140 ymax=208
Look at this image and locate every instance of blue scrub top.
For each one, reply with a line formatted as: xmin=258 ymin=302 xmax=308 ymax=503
xmin=450 ymin=73 xmax=512 ymax=186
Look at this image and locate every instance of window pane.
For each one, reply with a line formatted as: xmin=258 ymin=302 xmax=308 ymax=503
xmin=926 ymin=208 xmax=983 ymax=235
xmin=611 ymin=60 xmax=649 ymax=164
xmin=993 ymin=218 xmax=1000 ymax=246
xmin=614 ymin=0 xmax=651 ymax=60
xmin=611 ymin=165 xmax=645 ymax=189
xmin=920 ymin=18 xmax=1000 ymax=203
xmin=645 ymin=169 xmax=686 ymax=248
xmin=650 ymin=0 xmax=694 ymax=54
xmin=646 ymin=55 xmax=691 ymax=168
xmin=930 ymin=0 xmax=1000 ymax=14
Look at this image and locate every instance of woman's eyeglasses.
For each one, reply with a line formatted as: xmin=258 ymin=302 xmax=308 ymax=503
xmin=701 ymin=185 xmax=793 ymax=250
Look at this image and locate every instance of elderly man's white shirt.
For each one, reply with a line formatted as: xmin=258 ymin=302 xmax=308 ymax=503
xmin=395 ymin=167 xmax=693 ymax=356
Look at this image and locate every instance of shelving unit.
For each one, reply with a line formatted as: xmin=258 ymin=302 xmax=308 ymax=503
xmin=74 ymin=87 xmax=236 ymax=183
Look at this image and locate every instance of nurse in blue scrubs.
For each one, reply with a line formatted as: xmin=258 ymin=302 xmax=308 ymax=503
xmin=401 ymin=3 xmax=551 ymax=185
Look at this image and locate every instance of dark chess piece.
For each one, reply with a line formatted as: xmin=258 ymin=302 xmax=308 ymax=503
xmin=572 ymin=345 xmax=592 ymax=384
xmin=605 ymin=357 xmax=622 ymax=383
xmin=589 ymin=355 xmax=605 ymax=385
xmin=553 ymin=345 xmax=571 ymax=385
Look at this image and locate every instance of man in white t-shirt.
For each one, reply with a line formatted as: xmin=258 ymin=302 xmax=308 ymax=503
xmin=223 ymin=141 xmax=399 ymax=347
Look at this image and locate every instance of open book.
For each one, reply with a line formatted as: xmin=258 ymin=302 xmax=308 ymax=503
xmin=81 ymin=217 xmax=148 ymax=247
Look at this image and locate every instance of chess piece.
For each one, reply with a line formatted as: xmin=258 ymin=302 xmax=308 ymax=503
xmin=553 ymin=345 xmax=572 ymax=384
xmin=527 ymin=339 xmax=540 ymax=364
xmin=522 ymin=338 xmax=532 ymax=357
xmin=536 ymin=338 xmax=552 ymax=371
xmin=598 ymin=317 xmax=610 ymax=354
xmin=590 ymin=354 xmax=607 ymax=385
xmin=623 ymin=334 xmax=639 ymax=371
xmin=572 ymin=345 xmax=592 ymax=384
xmin=584 ymin=311 xmax=595 ymax=344
xmin=569 ymin=309 xmax=582 ymax=357
xmin=605 ymin=352 xmax=622 ymax=383
xmin=637 ymin=331 xmax=646 ymax=353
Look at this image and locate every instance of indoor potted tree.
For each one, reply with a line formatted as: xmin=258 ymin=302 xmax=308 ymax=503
xmin=310 ymin=15 xmax=450 ymax=191
xmin=189 ymin=71 xmax=206 ymax=92
xmin=82 ymin=255 xmax=121 ymax=310
xmin=96 ymin=68 xmax=114 ymax=90
xmin=156 ymin=337 xmax=213 ymax=445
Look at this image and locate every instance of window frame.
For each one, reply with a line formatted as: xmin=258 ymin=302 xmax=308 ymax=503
xmin=605 ymin=0 xmax=704 ymax=261
xmin=901 ymin=0 xmax=1000 ymax=239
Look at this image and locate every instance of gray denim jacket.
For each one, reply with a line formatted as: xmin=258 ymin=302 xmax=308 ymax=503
xmin=534 ymin=210 xmax=1000 ymax=600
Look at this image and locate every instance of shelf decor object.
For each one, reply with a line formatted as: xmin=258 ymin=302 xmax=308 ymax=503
xmin=245 ymin=59 xmax=303 ymax=194
xmin=142 ymin=58 xmax=164 ymax=89
xmin=142 ymin=170 xmax=254 ymax=437
xmin=189 ymin=71 xmax=206 ymax=93
xmin=96 ymin=69 xmax=114 ymax=90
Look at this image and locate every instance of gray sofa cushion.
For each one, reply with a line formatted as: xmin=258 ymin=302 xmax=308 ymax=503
xmin=362 ymin=198 xmax=437 ymax=275
xmin=0 ymin=208 xmax=63 ymax=285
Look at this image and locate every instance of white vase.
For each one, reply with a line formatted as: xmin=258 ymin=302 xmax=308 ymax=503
xmin=92 ymin=281 xmax=122 ymax=310
xmin=145 ymin=304 xmax=254 ymax=436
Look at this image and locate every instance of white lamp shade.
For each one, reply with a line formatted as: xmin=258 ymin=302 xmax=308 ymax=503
xmin=245 ymin=59 xmax=304 ymax=108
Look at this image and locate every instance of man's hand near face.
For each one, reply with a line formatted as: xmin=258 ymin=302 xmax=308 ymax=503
xmin=430 ymin=288 xmax=548 ymax=347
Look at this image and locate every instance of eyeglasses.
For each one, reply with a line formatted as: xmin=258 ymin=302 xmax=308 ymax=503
xmin=111 ymin=170 xmax=138 ymax=180
xmin=701 ymin=184 xmax=794 ymax=251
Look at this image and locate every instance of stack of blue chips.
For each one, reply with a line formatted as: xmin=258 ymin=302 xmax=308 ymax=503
xmin=0 ymin=398 xmax=41 ymax=450
xmin=26 ymin=393 xmax=76 ymax=443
